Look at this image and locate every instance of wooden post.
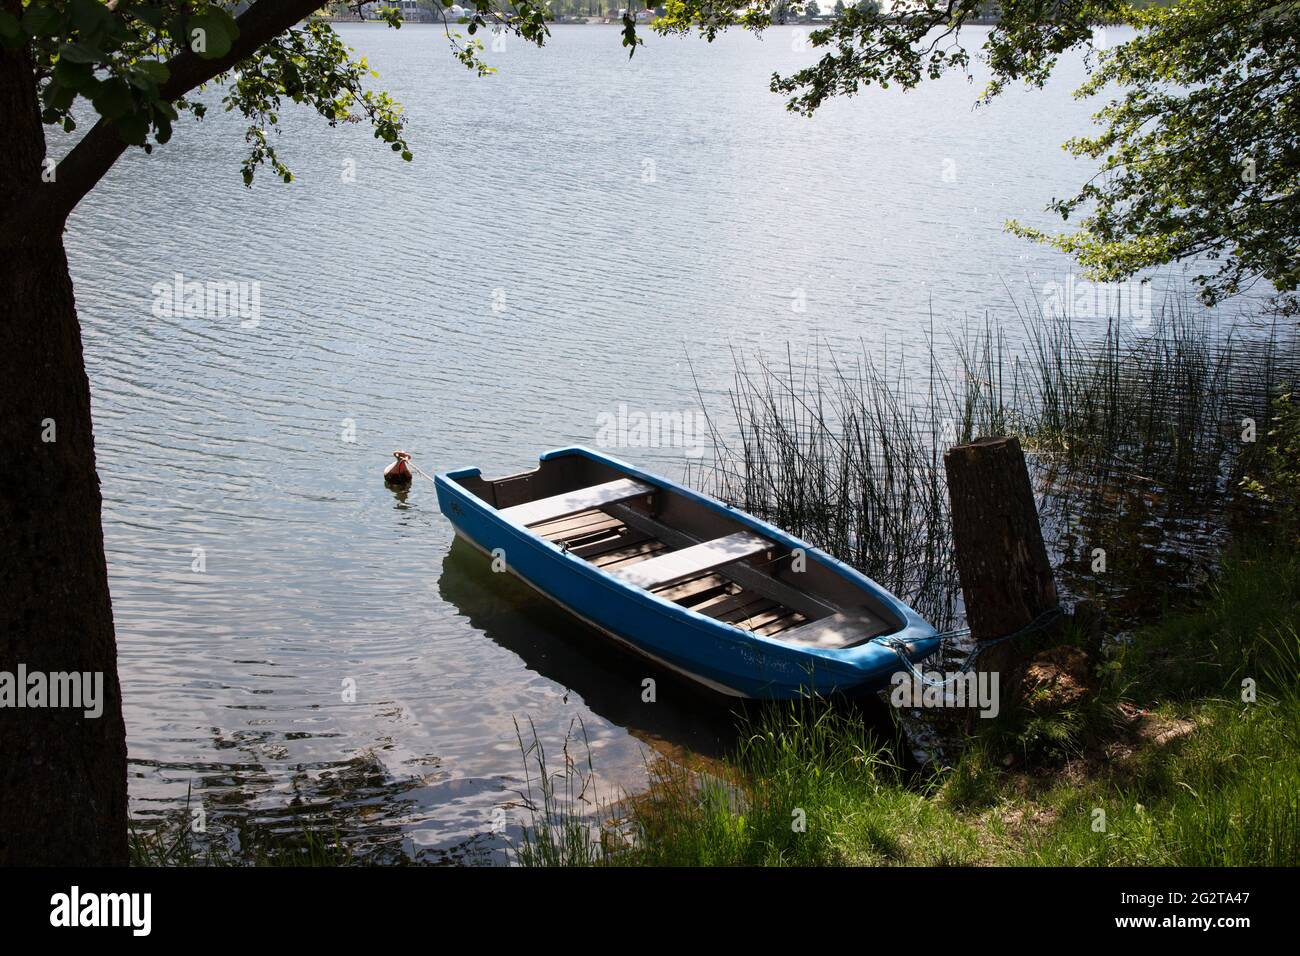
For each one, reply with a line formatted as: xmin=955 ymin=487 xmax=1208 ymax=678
xmin=944 ymin=436 xmax=1058 ymax=707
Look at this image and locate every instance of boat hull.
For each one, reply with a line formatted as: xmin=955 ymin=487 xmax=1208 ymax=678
xmin=436 ymin=448 xmax=941 ymax=699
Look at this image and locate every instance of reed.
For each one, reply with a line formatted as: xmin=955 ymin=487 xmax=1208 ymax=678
xmin=509 ymin=715 xmax=626 ymax=866
xmin=689 ymin=342 xmax=963 ymax=630
xmin=692 ymin=299 xmax=1300 ymax=627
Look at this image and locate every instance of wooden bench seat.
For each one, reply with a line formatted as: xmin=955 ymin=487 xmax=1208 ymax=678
xmin=499 ymin=478 xmax=655 ymax=528
xmin=612 ymin=531 xmax=770 ymax=590
xmin=772 ymin=609 xmax=894 ymax=649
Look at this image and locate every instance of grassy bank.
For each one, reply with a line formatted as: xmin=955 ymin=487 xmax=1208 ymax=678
xmin=518 ymin=546 xmax=1299 ymax=866
xmin=515 ymin=309 xmax=1300 ymax=867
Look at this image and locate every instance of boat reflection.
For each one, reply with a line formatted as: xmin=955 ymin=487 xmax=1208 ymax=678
xmin=437 ymin=536 xmax=747 ymax=770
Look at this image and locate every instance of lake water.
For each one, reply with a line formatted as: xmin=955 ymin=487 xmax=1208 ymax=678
xmin=61 ymin=23 xmax=1247 ymax=860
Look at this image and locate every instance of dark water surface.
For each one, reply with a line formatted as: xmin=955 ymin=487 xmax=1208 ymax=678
xmin=61 ymin=24 xmax=1245 ymax=859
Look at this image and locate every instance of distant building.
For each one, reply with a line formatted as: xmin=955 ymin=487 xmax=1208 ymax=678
xmin=616 ymin=7 xmax=658 ymax=21
xmin=386 ymin=1 xmax=435 ymax=22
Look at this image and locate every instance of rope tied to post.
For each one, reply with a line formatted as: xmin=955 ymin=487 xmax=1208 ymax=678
xmin=878 ymin=605 xmax=1063 ymax=689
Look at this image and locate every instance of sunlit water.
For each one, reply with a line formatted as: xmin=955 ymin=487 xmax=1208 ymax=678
xmin=60 ymin=23 xmax=1259 ymax=860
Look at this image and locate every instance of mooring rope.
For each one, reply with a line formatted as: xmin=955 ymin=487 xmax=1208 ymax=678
xmin=408 ymin=461 xmax=437 ymax=484
xmin=877 ymin=605 xmax=1063 ymax=688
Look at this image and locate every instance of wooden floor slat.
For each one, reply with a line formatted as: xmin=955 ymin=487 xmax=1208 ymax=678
xmin=731 ymin=605 xmax=788 ymax=629
xmin=570 ymin=529 xmax=650 ymax=560
xmin=651 ymin=573 xmax=730 ymax=603
xmin=560 ymin=524 xmax=622 ymax=546
xmin=535 ymin=510 xmax=621 ymax=540
xmin=695 ymin=590 xmax=771 ymax=620
xmin=752 ymin=612 xmax=808 ymax=636
xmin=678 ymin=584 xmax=737 ymax=609
xmin=721 ymin=601 xmax=781 ymax=626
xmin=592 ymin=541 xmax=671 ymax=569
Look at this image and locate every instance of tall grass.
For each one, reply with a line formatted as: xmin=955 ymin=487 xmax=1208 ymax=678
xmin=631 ymin=702 xmax=911 ymax=866
xmin=1106 ymin=549 xmax=1300 ymax=702
xmin=690 ymin=342 xmax=963 ymax=630
xmin=509 ymin=716 xmax=625 ymax=866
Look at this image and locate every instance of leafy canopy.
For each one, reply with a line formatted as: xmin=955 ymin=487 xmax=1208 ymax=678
xmin=0 ymin=0 xmax=581 ymax=186
xmin=2 ymin=1 xmax=407 ymax=183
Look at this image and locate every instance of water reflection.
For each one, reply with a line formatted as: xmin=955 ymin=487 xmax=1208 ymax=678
xmin=438 ymin=536 xmax=744 ymax=772
xmin=132 ymin=730 xmax=472 ymax=864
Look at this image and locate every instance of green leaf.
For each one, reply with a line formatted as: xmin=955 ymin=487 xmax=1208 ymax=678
xmin=58 ymin=42 xmax=103 ymax=65
xmin=22 ymin=5 xmax=65 ymax=37
xmin=53 ymin=58 xmax=95 ymax=92
xmin=45 ymin=83 xmax=77 ymax=111
xmin=0 ymin=10 xmax=20 ymax=40
xmin=114 ymin=112 xmax=150 ymax=146
xmin=91 ymin=78 xmax=135 ymax=121
xmin=187 ymin=12 xmax=235 ymax=59
xmin=132 ymin=5 xmax=165 ymax=30
xmin=69 ymin=0 xmax=114 ymax=37
xmin=164 ymin=14 xmax=188 ymax=46
xmin=132 ymin=59 xmax=171 ymax=85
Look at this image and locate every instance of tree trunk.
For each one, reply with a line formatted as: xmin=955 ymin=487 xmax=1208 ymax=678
xmin=0 ymin=26 xmax=127 ymax=865
xmin=944 ymin=436 xmax=1058 ymax=712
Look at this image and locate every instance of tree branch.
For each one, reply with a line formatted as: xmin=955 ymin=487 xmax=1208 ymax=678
xmin=46 ymin=0 xmax=326 ymax=224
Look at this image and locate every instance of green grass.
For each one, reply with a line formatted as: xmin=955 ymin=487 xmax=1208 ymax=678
xmin=1104 ymin=549 xmax=1300 ymax=703
xmin=1009 ymin=695 xmax=1300 ymax=866
xmin=626 ymin=701 xmax=985 ymax=866
xmin=509 ymin=715 xmax=616 ymax=867
xmin=517 ymin=548 xmax=1300 ymax=867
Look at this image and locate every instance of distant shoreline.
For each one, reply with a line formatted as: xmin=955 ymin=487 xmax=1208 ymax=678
xmin=318 ymin=18 xmax=840 ymax=26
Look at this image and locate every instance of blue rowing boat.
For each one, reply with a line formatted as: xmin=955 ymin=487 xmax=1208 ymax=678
xmin=435 ymin=447 xmax=941 ymax=698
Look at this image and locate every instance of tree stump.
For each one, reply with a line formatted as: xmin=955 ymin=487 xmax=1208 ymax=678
xmin=944 ymin=436 xmax=1058 ymax=717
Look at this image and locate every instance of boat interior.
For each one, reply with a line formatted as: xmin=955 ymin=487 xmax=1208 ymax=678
xmin=450 ymin=454 xmax=904 ymax=650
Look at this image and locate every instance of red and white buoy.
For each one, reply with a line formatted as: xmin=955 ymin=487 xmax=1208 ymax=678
xmin=384 ymin=450 xmax=413 ymax=486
